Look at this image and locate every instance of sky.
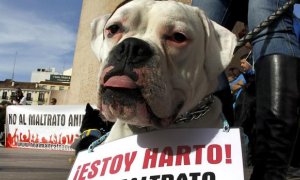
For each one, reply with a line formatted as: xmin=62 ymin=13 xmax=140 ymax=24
xmin=0 ymin=0 xmax=82 ymax=82
xmin=0 ymin=2 xmax=299 ymax=82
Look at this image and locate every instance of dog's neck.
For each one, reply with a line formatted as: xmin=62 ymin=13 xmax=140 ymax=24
xmin=103 ymin=94 xmax=216 ymax=129
xmin=104 ymin=95 xmax=223 ymax=143
xmin=131 ymin=94 xmax=215 ymax=129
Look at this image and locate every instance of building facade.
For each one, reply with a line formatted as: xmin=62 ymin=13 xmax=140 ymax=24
xmin=0 ymin=80 xmax=50 ymax=105
xmin=31 ymin=68 xmax=60 ymax=83
xmin=0 ymin=79 xmax=70 ymax=105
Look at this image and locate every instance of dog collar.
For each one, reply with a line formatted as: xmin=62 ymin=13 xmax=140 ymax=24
xmin=174 ymin=94 xmax=215 ymax=124
xmin=81 ymin=129 xmax=102 ymax=139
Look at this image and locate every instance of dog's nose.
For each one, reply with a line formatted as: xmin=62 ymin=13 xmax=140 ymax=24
xmin=103 ymin=38 xmax=153 ymax=83
xmin=115 ymin=37 xmax=153 ymax=64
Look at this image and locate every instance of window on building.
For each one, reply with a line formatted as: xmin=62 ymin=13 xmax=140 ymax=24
xmin=41 ymin=85 xmax=47 ymax=89
xmin=50 ymin=86 xmax=55 ymax=90
xmin=59 ymin=86 xmax=64 ymax=90
xmin=10 ymin=92 xmax=16 ymax=101
xmin=38 ymin=92 xmax=45 ymax=101
xmin=26 ymin=93 xmax=32 ymax=101
xmin=2 ymin=91 xmax=7 ymax=99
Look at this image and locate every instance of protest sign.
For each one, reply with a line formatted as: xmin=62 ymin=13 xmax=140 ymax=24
xmin=69 ymin=128 xmax=244 ymax=180
xmin=5 ymin=105 xmax=86 ymax=151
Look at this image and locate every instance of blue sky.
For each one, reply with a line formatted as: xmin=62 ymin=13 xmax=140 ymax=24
xmin=0 ymin=2 xmax=299 ymax=82
xmin=0 ymin=0 xmax=82 ymax=82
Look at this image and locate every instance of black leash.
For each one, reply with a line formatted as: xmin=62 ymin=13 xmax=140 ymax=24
xmin=234 ymin=0 xmax=297 ymax=53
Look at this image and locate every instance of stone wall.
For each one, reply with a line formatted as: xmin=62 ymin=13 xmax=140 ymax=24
xmin=50 ymin=90 xmax=69 ymax=105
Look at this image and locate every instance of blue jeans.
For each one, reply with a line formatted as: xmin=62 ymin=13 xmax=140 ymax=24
xmin=192 ymin=0 xmax=300 ymax=61
xmin=248 ymin=0 xmax=300 ymax=61
xmin=191 ymin=0 xmax=233 ymax=26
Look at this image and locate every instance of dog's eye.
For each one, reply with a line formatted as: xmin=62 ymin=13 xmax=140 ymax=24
xmin=106 ymin=24 xmax=120 ymax=36
xmin=171 ymin=32 xmax=187 ymax=43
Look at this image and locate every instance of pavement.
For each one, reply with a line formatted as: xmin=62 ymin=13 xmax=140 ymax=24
xmin=0 ymin=144 xmax=252 ymax=180
xmin=0 ymin=145 xmax=74 ymax=180
xmin=0 ymin=144 xmax=299 ymax=180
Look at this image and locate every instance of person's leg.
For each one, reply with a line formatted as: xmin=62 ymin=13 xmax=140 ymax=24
xmin=248 ymin=0 xmax=300 ymax=179
xmin=192 ymin=0 xmax=248 ymax=29
xmin=288 ymin=130 xmax=300 ymax=178
xmin=291 ymin=131 xmax=300 ymax=167
xmin=248 ymin=0 xmax=300 ymax=59
xmin=252 ymin=55 xmax=300 ymax=180
xmin=192 ymin=0 xmax=232 ymax=25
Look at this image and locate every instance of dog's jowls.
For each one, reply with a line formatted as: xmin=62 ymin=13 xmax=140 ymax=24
xmin=90 ymin=0 xmax=237 ymax=143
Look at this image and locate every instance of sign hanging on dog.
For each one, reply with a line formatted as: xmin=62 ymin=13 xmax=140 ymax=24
xmin=69 ymin=128 xmax=244 ymax=180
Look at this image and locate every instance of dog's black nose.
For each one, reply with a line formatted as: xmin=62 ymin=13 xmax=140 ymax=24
xmin=114 ymin=37 xmax=153 ymax=65
xmin=103 ymin=38 xmax=153 ymax=83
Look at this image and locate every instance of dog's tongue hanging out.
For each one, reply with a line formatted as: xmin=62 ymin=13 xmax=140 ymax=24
xmin=104 ymin=75 xmax=137 ymax=89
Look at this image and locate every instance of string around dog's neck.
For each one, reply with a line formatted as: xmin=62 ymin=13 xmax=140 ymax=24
xmin=173 ymin=94 xmax=215 ymax=124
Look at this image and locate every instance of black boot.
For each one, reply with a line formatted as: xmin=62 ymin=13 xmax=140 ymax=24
xmin=288 ymin=129 xmax=300 ymax=179
xmin=250 ymin=54 xmax=300 ymax=180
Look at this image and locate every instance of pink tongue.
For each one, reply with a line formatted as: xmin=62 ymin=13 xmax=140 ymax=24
xmin=104 ymin=76 xmax=137 ymax=89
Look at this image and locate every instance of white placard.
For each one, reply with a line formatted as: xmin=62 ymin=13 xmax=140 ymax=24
xmin=69 ymin=128 xmax=244 ymax=180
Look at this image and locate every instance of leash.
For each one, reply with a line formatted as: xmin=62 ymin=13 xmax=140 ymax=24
xmin=88 ymin=132 xmax=110 ymax=153
xmin=234 ymin=0 xmax=297 ymax=53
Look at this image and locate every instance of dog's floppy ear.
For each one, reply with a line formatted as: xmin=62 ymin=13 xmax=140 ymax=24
xmin=196 ymin=8 xmax=237 ymax=81
xmin=91 ymin=14 xmax=111 ymax=61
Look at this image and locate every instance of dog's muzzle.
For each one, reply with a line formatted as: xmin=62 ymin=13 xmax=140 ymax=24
xmin=104 ymin=37 xmax=153 ymax=79
xmin=102 ymin=37 xmax=154 ymax=102
xmin=99 ymin=38 xmax=159 ymax=125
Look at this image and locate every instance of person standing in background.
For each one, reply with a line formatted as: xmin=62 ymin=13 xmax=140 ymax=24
xmin=50 ymin=98 xmax=57 ymax=105
xmin=12 ymin=88 xmax=26 ymax=105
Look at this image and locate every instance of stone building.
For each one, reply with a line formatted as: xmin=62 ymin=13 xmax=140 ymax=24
xmin=0 ymin=79 xmax=70 ymax=105
xmin=31 ymin=68 xmax=59 ymax=83
xmin=0 ymin=80 xmax=50 ymax=105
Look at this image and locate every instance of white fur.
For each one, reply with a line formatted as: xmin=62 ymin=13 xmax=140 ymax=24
xmin=90 ymin=0 xmax=237 ymax=142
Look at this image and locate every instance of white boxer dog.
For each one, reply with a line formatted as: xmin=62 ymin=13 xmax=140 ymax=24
xmin=90 ymin=0 xmax=237 ymax=143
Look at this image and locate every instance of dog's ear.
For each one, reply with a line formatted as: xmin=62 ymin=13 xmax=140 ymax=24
xmin=196 ymin=8 xmax=237 ymax=82
xmin=91 ymin=14 xmax=111 ymax=61
xmin=85 ymin=103 xmax=93 ymax=113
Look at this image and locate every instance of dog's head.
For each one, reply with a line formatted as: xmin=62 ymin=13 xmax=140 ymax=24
xmin=91 ymin=0 xmax=236 ymax=128
xmin=80 ymin=103 xmax=113 ymax=133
